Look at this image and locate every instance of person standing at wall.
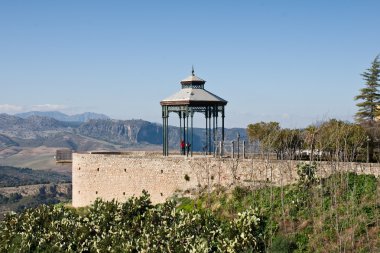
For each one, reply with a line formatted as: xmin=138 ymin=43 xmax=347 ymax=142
xmin=186 ymin=142 xmax=191 ymax=157
xmin=180 ymin=140 xmax=185 ymax=155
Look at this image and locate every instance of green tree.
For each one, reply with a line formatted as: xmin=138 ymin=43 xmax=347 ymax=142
xmin=247 ymin=123 xmax=303 ymax=160
xmin=303 ymin=125 xmax=318 ymax=161
xmin=355 ymin=56 xmax=380 ymax=162
xmin=274 ymin=129 xmax=303 ymax=160
xmin=247 ymin=122 xmax=280 ymax=154
xmin=313 ymin=119 xmax=367 ymax=162
xmin=355 ymin=55 xmax=380 ymax=123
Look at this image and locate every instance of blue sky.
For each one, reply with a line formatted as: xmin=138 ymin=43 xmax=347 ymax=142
xmin=0 ymin=1 xmax=379 ymax=128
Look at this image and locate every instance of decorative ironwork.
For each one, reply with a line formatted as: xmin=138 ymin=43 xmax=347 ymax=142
xmin=181 ymin=84 xmax=205 ymax=89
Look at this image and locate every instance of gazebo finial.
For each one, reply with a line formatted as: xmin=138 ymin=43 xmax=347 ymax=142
xmin=192 ymin=65 xmax=195 ymax=76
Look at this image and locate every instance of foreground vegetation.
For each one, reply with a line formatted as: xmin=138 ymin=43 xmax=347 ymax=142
xmin=179 ymin=167 xmax=379 ymax=252
xmin=0 ymin=168 xmax=378 ymax=252
xmin=0 ymin=190 xmax=264 ymax=252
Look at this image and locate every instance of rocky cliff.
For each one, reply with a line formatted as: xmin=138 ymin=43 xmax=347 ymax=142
xmin=0 ymin=113 xmax=246 ymax=152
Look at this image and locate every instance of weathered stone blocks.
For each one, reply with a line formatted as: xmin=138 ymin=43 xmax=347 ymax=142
xmin=72 ymin=152 xmax=380 ymax=207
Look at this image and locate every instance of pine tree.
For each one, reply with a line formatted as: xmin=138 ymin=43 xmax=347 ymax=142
xmin=355 ymin=55 xmax=380 ymax=123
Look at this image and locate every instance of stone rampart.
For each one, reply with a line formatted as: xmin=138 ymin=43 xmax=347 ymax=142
xmin=72 ymin=152 xmax=380 ymax=207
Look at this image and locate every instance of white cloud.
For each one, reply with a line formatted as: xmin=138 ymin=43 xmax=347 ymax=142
xmin=0 ymin=104 xmax=68 ymax=114
xmin=0 ymin=104 xmax=23 ymax=113
xmin=30 ymin=104 xmax=67 ymax=111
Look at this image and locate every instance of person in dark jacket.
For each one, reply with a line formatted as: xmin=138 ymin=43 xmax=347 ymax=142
xmin=186 ymin=142 xmax=191 ymax=156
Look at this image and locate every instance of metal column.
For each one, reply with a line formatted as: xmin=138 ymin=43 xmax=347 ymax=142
xmin=222 ymin=106 xmax=225 ymax=141
xmin=182 ymin=111 xmax=186 ymax=145
xmin=179 ymin=111 xmax=182 ymax=153
xmin=162 ymin=107 xmax=165 ymax=156
xmin=191 ymin=108 xmax=193 ymax=157
xmin=162 ymin=106 xmax=169 ymax=156
xmin=208 ymin=109 xmax=212 ymax=155
xmin=205 ymin=109 xmax=208 ymax=154
xmin=212 ymin=106 xmax=216 ymax=156
xmin=186 ymin=110 xmax=189 ymax=150
xmin=166 ymin=108 xmax=169 ymax=156
xmin=166 ymin=111 xmax=168 ymax=156
xmin=215 ymin=106 xmax=218 ymax=156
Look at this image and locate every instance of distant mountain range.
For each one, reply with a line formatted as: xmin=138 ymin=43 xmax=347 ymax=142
xmin=15 ymin=111 xmax=109 ymax=122
xmin=0 ymin=112 xmax=247 ymax=152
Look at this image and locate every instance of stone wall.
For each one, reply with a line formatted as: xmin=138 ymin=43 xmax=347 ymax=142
xmin=72 ymin=152 xmax=380 ymax=207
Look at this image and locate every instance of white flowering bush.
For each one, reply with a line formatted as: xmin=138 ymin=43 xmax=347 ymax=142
xmin=0 ymin=190 xmax=265 ymax=252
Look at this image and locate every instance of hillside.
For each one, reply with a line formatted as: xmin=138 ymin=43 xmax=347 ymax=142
xmin=77 ymin=119 xmax=162 ymax=144
xmin=15 ymin=111 xmax=109 ymax=122
xmin=0 ymin=113 xmax=246 ymax=152
xmin=0 ymin=165 xmax=72 ymax=219
xmin=0 ymin=114 xmax=77 ymax=140
xmin=0 ymin=134 xmax=18 ymax=148
xmin=0 ymin=166 xmax=70 ymax=187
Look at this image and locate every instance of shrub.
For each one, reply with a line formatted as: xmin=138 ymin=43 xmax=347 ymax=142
xmin=270 ymin=235 xmax=297 ymax=253
xmin=0 ymin=191 xmax=266 ymax=253
xmin=297 ymin=162 xmax=318 ymax=186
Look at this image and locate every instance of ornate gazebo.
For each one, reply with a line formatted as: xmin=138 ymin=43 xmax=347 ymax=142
xmin=160 ymin=69 xmax=228 ymax=156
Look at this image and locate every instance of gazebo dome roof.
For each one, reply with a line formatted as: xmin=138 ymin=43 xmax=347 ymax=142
xmin=180 ymin=74 xmax=206 ymax=85
xmin=160 ymin=69 xmax=227 ymax=106
xmin=160 ymin=87 xmax=227 ymax=106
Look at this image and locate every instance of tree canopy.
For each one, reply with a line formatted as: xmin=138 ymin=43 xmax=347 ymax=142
xmin=246 ymin=119 xmax=367 ymax=162
xmin=355 ymin=55 xmax=380 ymax=123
